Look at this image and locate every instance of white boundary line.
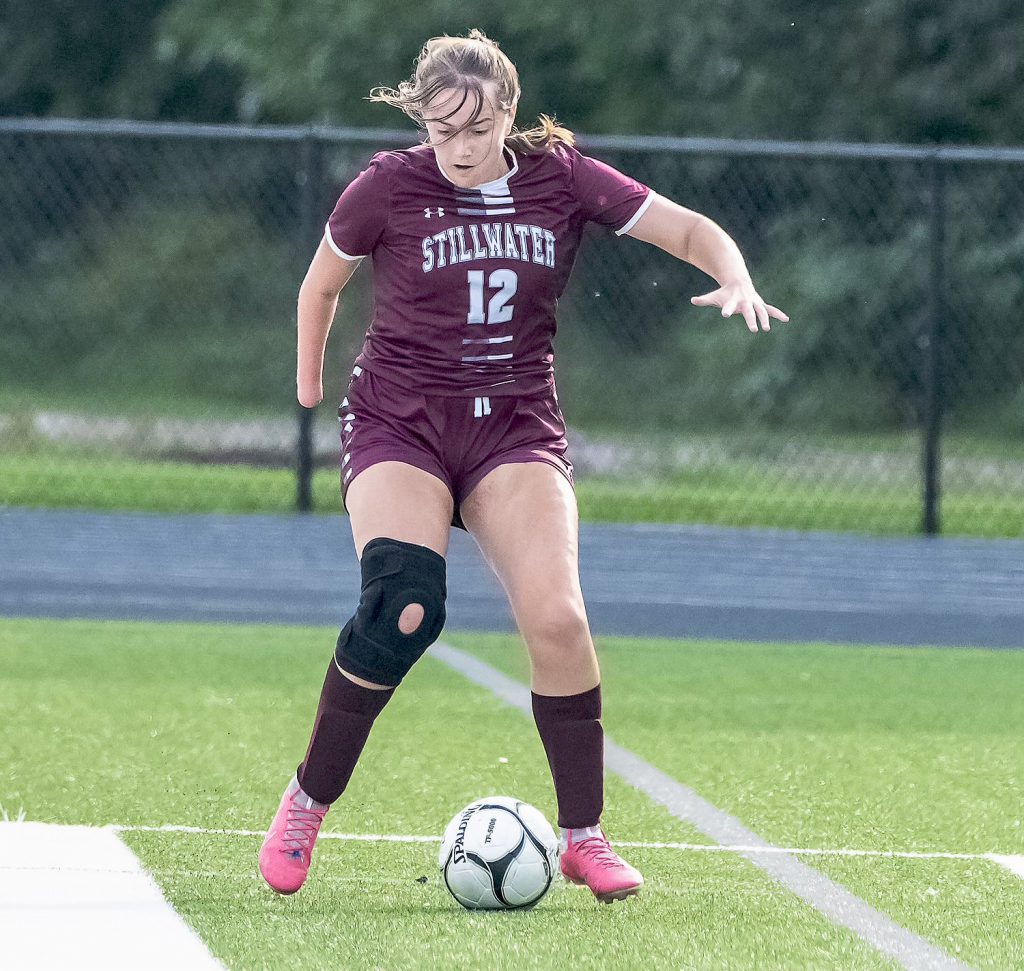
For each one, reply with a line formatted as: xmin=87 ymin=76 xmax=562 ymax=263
xmin=989 ymin=854 xmax=1024 ymax=879
xmin=431 ymin=642 xmax=972 ymax=971
xmin=15 ymin=824 xmax=1024 ymax=888
xmin=0 ymin=822 xmax=223 ymax=970
xmin=113 ymin=824 xmax=438 ymax=842
xmin=108 ymin=822 xmax=1024 ymax=874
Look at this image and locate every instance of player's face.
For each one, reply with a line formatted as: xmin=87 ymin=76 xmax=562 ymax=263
xmin=423 ymin=84 xmax=515 ymax=188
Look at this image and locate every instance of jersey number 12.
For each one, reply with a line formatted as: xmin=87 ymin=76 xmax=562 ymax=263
xmin=467 ymin=269 xmax=517 ymax=325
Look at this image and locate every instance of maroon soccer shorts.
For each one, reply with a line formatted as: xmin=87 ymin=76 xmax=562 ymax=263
xmin=338 ymin=367 xmax=574 ymax=529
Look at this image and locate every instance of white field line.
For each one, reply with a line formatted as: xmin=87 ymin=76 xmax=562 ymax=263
xmin=13 ymin=825 xmax=1024 ymax=891
xmin=112 ymin=824 xmax=437 ymax=841
xmin=108 ymin=823 xmax=1024 ymax=875
xmin=0 ymin=821 xmax=222 ymax=971
xmin=989 ymin=854 xmax=1024 ymax=879
xmin=432 ymin=645 xmax=973 ymax=971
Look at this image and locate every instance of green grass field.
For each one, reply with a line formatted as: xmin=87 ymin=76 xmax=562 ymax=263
xmin=2 ymin=451 xmax=1023 ymax=537
xmin=2 ymin=617 xmax=1022 ymax=969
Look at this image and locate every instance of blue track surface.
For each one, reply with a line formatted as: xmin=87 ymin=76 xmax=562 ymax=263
xmin=2 ymin=508 xmax=1022 ymax=647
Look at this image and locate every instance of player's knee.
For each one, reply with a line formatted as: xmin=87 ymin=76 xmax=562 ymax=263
xmin=524 ymin=596 xmax=589 ymax=651
xmin=335 ymin=538 xmax=447 ymax=688
xmin=398 ymin=602 xmax=425 ymax=635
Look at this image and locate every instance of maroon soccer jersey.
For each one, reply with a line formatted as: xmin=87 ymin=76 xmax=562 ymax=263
xmin=326 ymin=143 xmax=653 ymax=397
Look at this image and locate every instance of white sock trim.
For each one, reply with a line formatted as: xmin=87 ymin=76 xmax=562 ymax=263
xmin=288 ymin=776 xmax=330 ymax=811
xmin=560 ymin=824 xmax=602 ymax=846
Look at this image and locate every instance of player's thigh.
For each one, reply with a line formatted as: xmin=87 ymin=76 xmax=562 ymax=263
xmin=460 ymin=461 xmax=588 ymax=635
xmin=346 ymin=461 xmax=455 ymax=558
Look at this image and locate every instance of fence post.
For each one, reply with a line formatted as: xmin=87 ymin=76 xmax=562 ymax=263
xmin=296 ymin=130 xmax=324 ymax=513
xmin=921 ymin=156 xmax=946 ymax=535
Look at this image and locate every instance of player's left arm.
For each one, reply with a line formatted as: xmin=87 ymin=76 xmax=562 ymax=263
xmin=626 ymin=194 xmax=789 ymax=333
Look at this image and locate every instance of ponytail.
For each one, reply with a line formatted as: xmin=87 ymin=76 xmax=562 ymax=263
xmin=505 ymin=113 xmax=575 ymax=155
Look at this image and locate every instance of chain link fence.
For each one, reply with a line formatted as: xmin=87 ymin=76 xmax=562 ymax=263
xmin=2 ymin=119 xmax=1022 ymax=536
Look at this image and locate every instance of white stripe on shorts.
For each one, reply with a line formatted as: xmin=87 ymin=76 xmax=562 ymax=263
xmin=473 ymin=396 xmax=492 ymax=418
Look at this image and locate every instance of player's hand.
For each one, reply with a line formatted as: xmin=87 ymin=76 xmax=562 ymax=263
xmin=691 ymin=281 xmax=789 ymax=333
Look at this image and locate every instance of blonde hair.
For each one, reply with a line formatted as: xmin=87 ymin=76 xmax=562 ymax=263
xmin=368 ymin=29 xmax=575 ymax=155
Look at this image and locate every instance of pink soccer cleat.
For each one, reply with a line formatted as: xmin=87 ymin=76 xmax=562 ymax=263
xmin=258 ymin=778 xmax=329 ymax=894
xmin=560 ymin=830 xmax=644 ymax=903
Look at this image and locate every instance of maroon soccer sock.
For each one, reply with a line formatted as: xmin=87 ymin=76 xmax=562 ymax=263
xmin=531 ymin=684 xmax=604 ymax=828
xmin=296 ymin=660 xmax=395 ymax=805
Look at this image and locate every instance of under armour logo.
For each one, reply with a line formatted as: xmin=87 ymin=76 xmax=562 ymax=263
xmin=424 ymin=207 xmax=445 ymax=218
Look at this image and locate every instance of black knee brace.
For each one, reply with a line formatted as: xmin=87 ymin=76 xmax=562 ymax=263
xmin=335 ymin=537 xmax=447 ymax=687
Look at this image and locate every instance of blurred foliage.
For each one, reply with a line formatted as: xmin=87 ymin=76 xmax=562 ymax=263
xmin=2 ymin=3 xmax=1021 ymax=443
xmin=2 ymin=132 xmax=1021 ymax=437
xmin=2 ymin=0 xmax=1023 ymax=146
xmin=0 ymin=0 xmax=242 ymax=120
xmin=1 ymin=201 xmax=299 ymax=406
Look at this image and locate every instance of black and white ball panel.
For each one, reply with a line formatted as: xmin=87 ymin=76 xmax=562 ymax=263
xmin=439 ymin=797 xmax=558 ymax=910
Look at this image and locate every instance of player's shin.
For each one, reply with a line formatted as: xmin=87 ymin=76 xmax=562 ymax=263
xmin=531 ymin=684 xmax=604 ymax=829
xmin=296 ymin=659 xmax=396 ymax=804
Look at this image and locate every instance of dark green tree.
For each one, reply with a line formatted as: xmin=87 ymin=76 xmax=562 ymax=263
xmin=156 ymin=0 xmax=1024 ymax=144
xmin=4 ymin=0 xmax=1022 ymax=144
xmin=0 ymin=0 xmax=241 ymax=119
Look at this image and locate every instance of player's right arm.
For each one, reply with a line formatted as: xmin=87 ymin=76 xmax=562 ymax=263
xmin=298 ymin=154 xmax=389 ymax=408
xmin=296 ymin=240 xmax=362 ymax=408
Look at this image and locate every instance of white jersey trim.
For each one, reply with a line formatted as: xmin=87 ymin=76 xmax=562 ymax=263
xmin=323 ymin=224 xmax=365 ymax=262
xmin=615 ymin=190 xmax=658 ymax=237
xmin=435 ymin=149 xmax=519 ymax=191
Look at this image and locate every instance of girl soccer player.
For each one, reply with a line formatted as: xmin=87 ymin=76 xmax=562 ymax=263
xmin=259 ymin=28 xmax=788 ymax=903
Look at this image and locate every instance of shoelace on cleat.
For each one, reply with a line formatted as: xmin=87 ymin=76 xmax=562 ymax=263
xmin=573 ymin=836 xmax=626 ymax=870
xmin=280 ymin=801 xmax=326 ymax=854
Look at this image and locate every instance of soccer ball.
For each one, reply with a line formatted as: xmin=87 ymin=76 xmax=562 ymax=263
xmin=438 ymin=796 xmax=559 ymax=910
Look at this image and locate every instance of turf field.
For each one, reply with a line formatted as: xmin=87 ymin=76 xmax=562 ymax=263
xmin=2 ymin=617 xmax=1023 ymax=969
